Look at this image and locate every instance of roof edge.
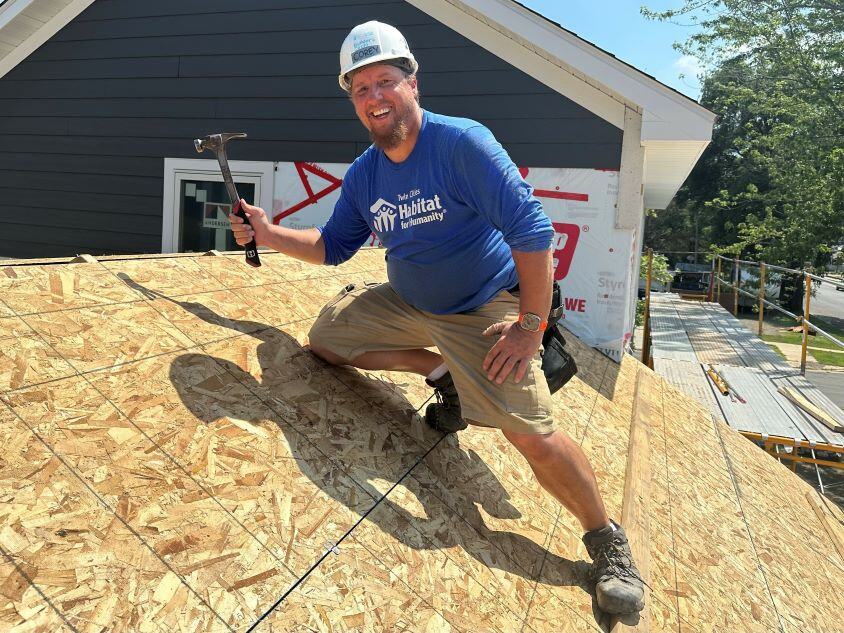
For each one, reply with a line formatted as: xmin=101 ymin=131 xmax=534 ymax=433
xmin=0 ymin=0 xmax=96 ymax=80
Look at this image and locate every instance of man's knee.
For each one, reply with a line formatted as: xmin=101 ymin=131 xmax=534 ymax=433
xmin=504 ymin=429 xmax=564 ymax=465
xmin=308 ymin=341 xmax=347 ymax=366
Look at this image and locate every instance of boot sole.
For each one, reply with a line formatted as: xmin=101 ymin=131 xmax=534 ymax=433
xmin=597 ymin=593 xmax=645 ymax=615
xmin=424 ymin=403 xmax=468 ymax=433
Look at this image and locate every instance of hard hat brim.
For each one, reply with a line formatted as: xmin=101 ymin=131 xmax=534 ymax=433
xmin=339 ymin=54 xmax=418 ymax=92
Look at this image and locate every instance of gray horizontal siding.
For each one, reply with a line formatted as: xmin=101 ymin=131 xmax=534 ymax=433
xmin=0 ymin=0 xmax=622 ymax=258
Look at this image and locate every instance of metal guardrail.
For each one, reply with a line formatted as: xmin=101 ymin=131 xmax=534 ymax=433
xmin=806 ymin=270 xmax=844 ymax=288
xmin=711 ymin=254 xmax=844 ymax=374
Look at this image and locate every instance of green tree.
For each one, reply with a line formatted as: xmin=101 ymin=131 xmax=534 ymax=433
xmin=643 ymin=1 xmax=844 ymax=309
xmin=640 ymin=252 xmax=674 ymax=286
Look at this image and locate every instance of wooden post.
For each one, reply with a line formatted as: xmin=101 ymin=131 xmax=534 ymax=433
xmin=758 ymin=263 xmax=766 ymax=336
xmin=641 ymin=248 xmax=653 ymax=366
xmin=716 ymin=257 xmax=722 ymax=303
xmin=708 ymin=256 xmax=716 ymax=301
xmin=733 ymin=256 xmax=739 ymax=316
xmin=800 ymin=270 xmax=812 ymax=375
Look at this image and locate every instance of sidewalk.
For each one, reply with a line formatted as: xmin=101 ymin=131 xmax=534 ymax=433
xmin=766 ymin=341 xmax=844 ymax=372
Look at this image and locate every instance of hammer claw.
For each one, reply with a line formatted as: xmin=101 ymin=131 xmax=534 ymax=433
xmin=193 ymin=132 xmax=261 ymax=267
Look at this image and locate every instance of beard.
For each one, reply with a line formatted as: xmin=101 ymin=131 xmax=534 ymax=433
xmin=368 ymin=107 xmax=411 ymax=150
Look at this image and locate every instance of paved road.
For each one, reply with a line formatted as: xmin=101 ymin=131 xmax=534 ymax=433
xmin=805 ymin=370 xmax=844 ymax=409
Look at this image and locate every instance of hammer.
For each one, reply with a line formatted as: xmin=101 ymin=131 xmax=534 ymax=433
xmin=194 ymin=132 xmax=261 ymax=267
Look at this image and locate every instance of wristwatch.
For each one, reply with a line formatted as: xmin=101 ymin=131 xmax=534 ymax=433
xmin=518 ymin=312 xmax=547 ymax=332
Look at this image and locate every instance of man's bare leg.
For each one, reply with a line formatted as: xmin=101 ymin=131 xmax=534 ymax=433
xmin=502 ymin=429 xmax=609 ymax=532
xmin=310 ymin=344 xmax=443 ymax=376
xmin=504 ymin=429 xmax=646 ymax=613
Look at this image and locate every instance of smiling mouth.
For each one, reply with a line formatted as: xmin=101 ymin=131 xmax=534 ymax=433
xmin=370 ymin=107 xmax=392 ymax=121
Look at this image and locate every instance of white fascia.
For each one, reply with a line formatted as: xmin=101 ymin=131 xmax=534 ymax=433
xmin=0 ymin=0 xmax=97 ymax=79
xmin=0 ymin=0 xmax=37 ymax=28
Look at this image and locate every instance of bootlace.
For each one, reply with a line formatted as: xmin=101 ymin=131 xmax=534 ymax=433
xmin=432 ymin=385 xmax=457 ymax=410
xmin=591 ymin=541 xmax=647 ymax=586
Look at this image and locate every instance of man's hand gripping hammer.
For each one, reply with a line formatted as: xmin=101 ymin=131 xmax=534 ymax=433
xmin=194 ymin=132 xmax=261 ymax=267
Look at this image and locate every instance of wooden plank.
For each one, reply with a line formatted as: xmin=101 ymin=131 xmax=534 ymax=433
xmin=611 ymin=367 xmax=652 ymax=632
xmin=778 ymin=387 xmax=844 ymax=433
xmin=805 ymin=492 xmax=844 ymax=564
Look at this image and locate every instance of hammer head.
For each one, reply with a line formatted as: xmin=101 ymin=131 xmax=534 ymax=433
xmin=194 ymin=132 xmax=247 ymax=154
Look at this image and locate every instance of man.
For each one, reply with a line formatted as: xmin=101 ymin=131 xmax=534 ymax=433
xmin=228 ymin=21 xmax=644 ymax=615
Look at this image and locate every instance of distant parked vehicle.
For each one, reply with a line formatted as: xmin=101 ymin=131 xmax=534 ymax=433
xmin=638 ymin=262 xmax=710 ymax=298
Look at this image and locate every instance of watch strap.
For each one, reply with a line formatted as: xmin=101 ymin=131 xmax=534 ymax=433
xmin=518 ymin=312 xmax=548 ymax=332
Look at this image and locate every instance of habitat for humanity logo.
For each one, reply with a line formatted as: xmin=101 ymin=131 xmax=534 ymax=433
xmin=370 ymin=192 xmax=447 ymax=234
xmin=370 ymin=198 xmax=397 ymax=232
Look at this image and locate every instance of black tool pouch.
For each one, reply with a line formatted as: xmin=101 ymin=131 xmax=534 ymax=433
xmin=540 ymin=281 xmax=577 ymax=394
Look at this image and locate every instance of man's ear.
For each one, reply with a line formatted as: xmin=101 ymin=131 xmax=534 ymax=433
xmin=408 ymin=75 xmax=419 ymax=99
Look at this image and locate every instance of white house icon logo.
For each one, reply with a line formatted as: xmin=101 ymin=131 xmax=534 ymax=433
xmin=369 ymin=198 xmax=397 ymax=233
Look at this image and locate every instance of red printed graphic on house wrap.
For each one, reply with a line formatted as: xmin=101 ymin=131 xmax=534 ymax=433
xmin=551 ymin=222 xmax=580 ymax=281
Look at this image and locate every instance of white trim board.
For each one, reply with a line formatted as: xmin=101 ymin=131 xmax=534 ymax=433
xmin=162 ymin=158 xmax=274 ymax=253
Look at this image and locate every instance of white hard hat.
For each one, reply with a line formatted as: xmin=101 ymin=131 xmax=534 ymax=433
xmin=339 ymin=21 xmax=418 ymax=92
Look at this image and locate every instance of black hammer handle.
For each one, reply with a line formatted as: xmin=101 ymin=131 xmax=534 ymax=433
xmin=233 ymin=199 xmax=261 ymax=268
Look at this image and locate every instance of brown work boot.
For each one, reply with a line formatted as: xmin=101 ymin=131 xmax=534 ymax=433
xmin=582 ymin=521 xmax=645 ymax=614
xmin=424 ymin=372 xmax=467 ymax=433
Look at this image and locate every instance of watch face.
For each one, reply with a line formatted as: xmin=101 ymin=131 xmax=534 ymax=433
xmin=520 ymin=313 xmax=542 ymax=331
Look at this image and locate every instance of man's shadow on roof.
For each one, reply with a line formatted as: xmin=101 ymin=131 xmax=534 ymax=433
xmin=119 ymin=274 xmax=598 ymax=616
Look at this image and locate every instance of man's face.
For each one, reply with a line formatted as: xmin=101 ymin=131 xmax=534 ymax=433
xmin=349 ymin=64 xmax=419 ymax=150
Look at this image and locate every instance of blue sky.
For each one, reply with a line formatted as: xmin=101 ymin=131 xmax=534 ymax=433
xmin=518 ymin=1 xmax=705 ymax=100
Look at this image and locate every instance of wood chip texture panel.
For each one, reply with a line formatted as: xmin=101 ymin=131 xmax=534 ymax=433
xmin=1 ymin=253 xmax=841 ymax=632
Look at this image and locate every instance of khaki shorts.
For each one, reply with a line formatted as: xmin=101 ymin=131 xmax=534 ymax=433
xmin=308 ymin=281 xmax=555 ymax=435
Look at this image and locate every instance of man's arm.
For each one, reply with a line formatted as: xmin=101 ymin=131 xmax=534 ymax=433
xmin=229 ymin=200 xmax=326 ymax=265
xmin=483 ymin=247 xmax=553 ymax=385
xmin=512 ymin=247 xmax=553 ymax=324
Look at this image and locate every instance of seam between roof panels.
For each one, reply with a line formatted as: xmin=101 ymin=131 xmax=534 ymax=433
xmin=0 ymin=541 xmax=78 ymax=632
xmin=709 ymin=414 xmax=786 ymax=633
xmin=244 ymin=417 xmax=445 ymax=632
xmin=659 ymin=376 xmax=682 ymax=633
xmin=0 ymin=399 xmax=235 ymax=633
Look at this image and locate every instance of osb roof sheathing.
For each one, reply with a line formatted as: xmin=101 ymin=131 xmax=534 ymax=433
xmin=1 ymin=251 xmax=842 ymax=633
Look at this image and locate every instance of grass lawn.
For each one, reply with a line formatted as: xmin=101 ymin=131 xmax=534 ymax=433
xmin=759 ymin=315 xmax=844 ymax=367
xmin=810 ymin=349 xmax=844 ymax=366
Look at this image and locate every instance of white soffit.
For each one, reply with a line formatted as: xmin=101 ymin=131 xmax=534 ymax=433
xmin=643 ymin=141 xmax=709 ymax=209
xmin=0 ymin=0 xmax=96 ymax=79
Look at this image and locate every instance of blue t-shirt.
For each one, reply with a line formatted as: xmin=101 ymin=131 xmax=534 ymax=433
xmin=319 ymin=110 xmax=553 ymax=314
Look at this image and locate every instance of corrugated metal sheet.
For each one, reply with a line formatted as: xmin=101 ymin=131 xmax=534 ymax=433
xmin=710 ymin=366 xmax=844 ymax=446
xmin=647 ymin=294 xmax=844 ymax=446
xmin=712 ymin=365 xmax=810 ymax=440
xmin=649 ymin=295 xmax=698 ymax=361
xmin=652 ymin=358 xmax=724 ymax=421
xmin=770 ymin=374 xmax=844 ymax=446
